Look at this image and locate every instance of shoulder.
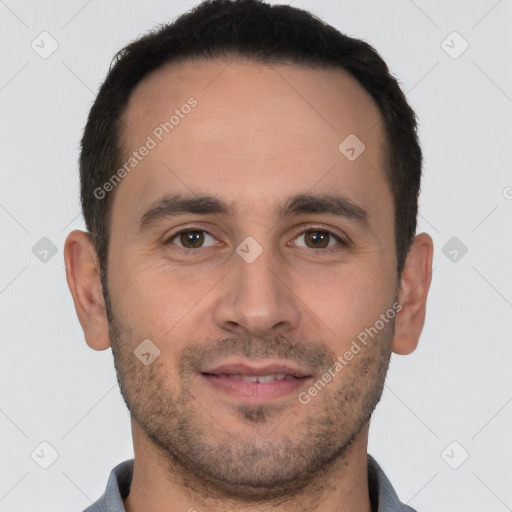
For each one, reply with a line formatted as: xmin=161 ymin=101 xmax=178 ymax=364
xmin=82 ymin=459 xmax=134 ymax=512
xmin=367 ymin=455 xmax=418 ymax=512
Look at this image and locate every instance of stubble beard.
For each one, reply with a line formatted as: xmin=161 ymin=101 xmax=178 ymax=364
xmin=104 ymin=288 xmax=394 ymax=502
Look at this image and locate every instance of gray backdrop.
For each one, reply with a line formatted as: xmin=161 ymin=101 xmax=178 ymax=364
xmin=1 ymin=0 xmax=511 ymax=511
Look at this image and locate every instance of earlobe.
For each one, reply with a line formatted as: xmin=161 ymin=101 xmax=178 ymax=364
xmin=64 ymin=230 xmax=111 ymax=351
xmin=392 ymin=232 xmax=434 ymax=355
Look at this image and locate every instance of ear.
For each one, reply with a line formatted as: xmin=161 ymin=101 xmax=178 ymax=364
xmin=393 ymin=232 xmax=434 ymax=355
xmin=64 ymin=230 xmax=111 ymax=351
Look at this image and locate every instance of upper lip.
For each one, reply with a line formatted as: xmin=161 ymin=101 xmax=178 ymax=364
xmin=201 ymin=361 xmax=311 ymax=378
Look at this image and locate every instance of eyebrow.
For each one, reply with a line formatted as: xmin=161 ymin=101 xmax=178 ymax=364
xmin=138 ymin=192 xmax=370 ymax=232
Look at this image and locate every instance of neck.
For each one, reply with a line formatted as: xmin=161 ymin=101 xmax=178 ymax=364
xmin=124 ymin=420 xmax=373 ymax=512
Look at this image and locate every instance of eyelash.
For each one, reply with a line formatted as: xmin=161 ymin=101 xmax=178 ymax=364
xmin=164 ymin=225 xmax=347 ymax=253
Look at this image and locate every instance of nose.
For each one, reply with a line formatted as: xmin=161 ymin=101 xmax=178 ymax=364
xmin=212 ymin=242 xmax=301 ymax=339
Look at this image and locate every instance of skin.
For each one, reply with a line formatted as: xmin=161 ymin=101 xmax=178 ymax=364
xmin=64 ymin=58 xmax=433 ymax=512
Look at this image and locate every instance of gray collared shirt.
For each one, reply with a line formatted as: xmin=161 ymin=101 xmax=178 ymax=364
xmin=83 ymin=455 xmax=417 ymax=512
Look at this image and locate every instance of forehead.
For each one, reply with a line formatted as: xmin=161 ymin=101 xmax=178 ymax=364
xmin=123 ymin=57 xmax=383 ymax=150
xmin=114 ymin=58 xmax=391 ymax=230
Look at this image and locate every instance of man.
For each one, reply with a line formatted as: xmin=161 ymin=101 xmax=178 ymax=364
xmin=64 ymin=0 xmax=433 ymax=510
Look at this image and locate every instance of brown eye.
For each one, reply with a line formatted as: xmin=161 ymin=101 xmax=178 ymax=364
xmin=295 ymin=229 xmax=341 ymax=249
xmin=169 ymin=230 xmax=216 ymax=249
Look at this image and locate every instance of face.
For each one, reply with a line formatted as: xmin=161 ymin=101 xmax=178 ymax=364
xmin=105 ymin=58 xmax=398 ymax=499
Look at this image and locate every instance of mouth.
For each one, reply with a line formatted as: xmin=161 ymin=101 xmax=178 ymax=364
xmin=200 ymin=361 xmax=313 ymax=402
xmin=203 ymin=373 xmax=299 ymax=383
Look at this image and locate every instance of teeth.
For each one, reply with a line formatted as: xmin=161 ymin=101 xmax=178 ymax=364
xmin=218 ymin=373 xmax=295 ymax=383
xmin=258 ymin=374 xmax=286 ymax=383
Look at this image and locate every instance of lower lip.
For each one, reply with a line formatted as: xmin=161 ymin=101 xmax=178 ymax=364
xmin=202 ymin=374 xmax=311 ymax=402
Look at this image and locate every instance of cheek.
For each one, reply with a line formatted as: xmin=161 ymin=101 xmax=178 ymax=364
xmin=293 ymin=261 xmax=396 ymax=349
xmin=108 ymin=254 xmax=222 ymax=341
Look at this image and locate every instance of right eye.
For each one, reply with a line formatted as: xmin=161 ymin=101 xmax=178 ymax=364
xmin=166 ymin=229 xmax=218 ymax=250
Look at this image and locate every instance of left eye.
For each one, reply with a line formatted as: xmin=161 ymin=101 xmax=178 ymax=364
xmin=293 ymin=229 xmax=342 ymax=249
